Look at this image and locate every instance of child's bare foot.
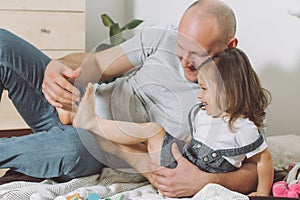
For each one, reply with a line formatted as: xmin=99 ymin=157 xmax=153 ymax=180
xmin=73 ymin=83 xmax=98 ymax=132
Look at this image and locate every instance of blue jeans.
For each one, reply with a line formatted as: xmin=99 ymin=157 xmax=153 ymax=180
xmin=0 ymin=29 xmax=127 ymax=181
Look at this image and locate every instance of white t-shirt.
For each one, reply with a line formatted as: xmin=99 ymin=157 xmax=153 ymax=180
xmin=193 ymin=110 xmax=268 ymax=168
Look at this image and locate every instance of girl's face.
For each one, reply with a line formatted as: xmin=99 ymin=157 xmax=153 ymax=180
xmin=197 ymin=69 xmax=224 ymax=118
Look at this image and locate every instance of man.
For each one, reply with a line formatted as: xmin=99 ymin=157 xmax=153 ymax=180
xmin=0 ymin=0 xmax=257 ymax=197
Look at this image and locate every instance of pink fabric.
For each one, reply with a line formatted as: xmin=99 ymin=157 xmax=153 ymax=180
xmin=272 ymin=163 xmax=300 ymax=198
xmin=272 ymin=181 xmax=298 ymax=198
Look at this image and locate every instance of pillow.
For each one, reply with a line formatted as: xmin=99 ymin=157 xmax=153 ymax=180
xmin=266 ymin=134 xmax=300 ymax=171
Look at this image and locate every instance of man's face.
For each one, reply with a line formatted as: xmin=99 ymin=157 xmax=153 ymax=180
xmin=177 ymin=14 xmax=226 ymax=83
xmin=176 ymin=33 xmax=211 ymax=83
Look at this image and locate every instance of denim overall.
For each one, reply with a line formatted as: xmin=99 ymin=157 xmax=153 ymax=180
xmin=160 ymin=103 xmax=264 ymax=173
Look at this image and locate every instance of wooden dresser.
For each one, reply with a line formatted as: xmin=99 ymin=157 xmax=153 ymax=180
xmin=0 ymin=0 xmax=86 ymax=133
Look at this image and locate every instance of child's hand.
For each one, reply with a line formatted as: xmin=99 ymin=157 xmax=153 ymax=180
xmin=248 ymin=191 xmax=269 ymax=197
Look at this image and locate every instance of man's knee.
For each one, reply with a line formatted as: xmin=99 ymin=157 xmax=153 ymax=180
xmin=0 ymin=28 xmax=14 ymax=46
xmin=0 ymin=29 xmax=9 ymax=53
xmin=0 ymin=28 xmax=11 ymax=37
xmin=0 ymin=28 xmax=21 ymax=57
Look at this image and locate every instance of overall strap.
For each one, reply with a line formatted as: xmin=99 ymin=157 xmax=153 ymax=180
xmin=188 ymin=103 xmax=203 ymax=137
xmin=214 ymin=133 xmax=264 ymax=157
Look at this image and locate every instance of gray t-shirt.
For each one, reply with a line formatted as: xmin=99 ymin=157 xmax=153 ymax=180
xmin=95 ymin=25 xmax=199 ymax=139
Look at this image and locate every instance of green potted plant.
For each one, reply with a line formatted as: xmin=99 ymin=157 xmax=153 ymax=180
xmin=96 ymin=14 xmax=143 ymax=51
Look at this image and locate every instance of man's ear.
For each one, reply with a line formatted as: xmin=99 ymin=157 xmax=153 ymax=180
xmin=228 ymin=37 xmax=238 ymax=48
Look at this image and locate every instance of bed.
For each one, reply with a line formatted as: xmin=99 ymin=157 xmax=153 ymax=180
xmin=0 ymin=134 xmax=299 ymax=200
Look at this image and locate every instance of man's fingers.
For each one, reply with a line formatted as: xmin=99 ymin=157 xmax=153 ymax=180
xmin=42 ymin=60 xmax=82 ymax=107
xmin=72 ymin=67 xmax=82 ymax=79
xmin=62 ymin=66 xmax=81 ymax=79
xmin=55 ymin=74 xmax=80 ymax=98
xmin=43 ymin=88 xmax=72 ymax=108
xmin=171 ymin=143 xmax=184 ymax=163
xmin=153 ymin=178 xmax=177 ymax=198
xmin=159 ymin=191 xmax=176 ymax=198
xmin=43 ymin=92 xmax=63 ymax=108
xmin=42 ymin=82 xmax=78 ymax=107
xmin=151 ymin=164 xmax=172 ymax=177
xmin=50 ymin=70 xmax=81 ymax=102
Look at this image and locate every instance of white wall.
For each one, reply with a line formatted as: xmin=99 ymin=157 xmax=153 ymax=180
xmin=131 ymin=0 xmax=300 ymax=136
xmin=86 ymin=0 xmax=133 ymax=51
xmin=133 ymin=0 xmax=195 ymax=27
xmin=86 ymin=0 xmax=300 ymax=136
xmin=221 ymin=0 xmax=300 ymax=136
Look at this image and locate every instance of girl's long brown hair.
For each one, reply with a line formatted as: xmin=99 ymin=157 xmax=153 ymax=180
xmin=199 ymin=48 xmax=271 ymax=131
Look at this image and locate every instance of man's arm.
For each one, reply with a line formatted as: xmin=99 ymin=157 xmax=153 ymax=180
xmin=150 ymin=143 xmax=257 ymax=198
xmin=57 ymin=52 xmax=88 ymax=70
xmin=42 ymin=45 xmax=134 ymax=108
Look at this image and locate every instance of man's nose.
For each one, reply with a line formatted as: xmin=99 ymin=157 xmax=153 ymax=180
xmin=180 ymin=57 xmax=193 ymax=67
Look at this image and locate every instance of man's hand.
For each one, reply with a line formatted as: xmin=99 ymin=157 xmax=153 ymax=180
xmin=150 ymin=143 xmax=258 ymax=198
xmin=42 ymin=60 xmax=81 ymax=109
xmin=150 ymin=143 xmax=210 ymax=198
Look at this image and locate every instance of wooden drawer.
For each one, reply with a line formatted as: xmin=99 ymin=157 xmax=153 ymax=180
xmin=0 ymin=11 xmax=85 ymax=51
xmin=0 ymin=0 xmax=85 ymax=12
xmin=0 ymin=0 xmax=85 ymax=130
xmin=0 ymin=0 xmax=85 ymax=58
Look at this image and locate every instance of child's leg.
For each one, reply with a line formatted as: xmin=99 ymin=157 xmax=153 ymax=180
xmin=74 ymin=83 xmax=166 ymax=171
xmin=73 ymin=83 xmax=164 ymax=145
xmin=96 ymin=128 xmax=166 ymax=169
xmin=94 ymin=134 xmax=154 ymax=173
xmin=146 ymin=128 xmax=166 ymax=165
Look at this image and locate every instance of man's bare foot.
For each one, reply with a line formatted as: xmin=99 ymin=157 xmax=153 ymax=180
xmin=56 ymin=108 xmax=74 ymax=125
xmin=73 ymin=82 xmax=98 ymax=131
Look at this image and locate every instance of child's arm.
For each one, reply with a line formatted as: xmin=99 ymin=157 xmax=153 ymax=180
xmin=248 ymin=148 xmax=274 ymax=196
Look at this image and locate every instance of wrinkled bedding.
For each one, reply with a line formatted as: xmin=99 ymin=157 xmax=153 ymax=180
xmin=0 ymin=168 xmax=249 ymax=200
xmin=1 ymin=134 xmax=299 ymax=200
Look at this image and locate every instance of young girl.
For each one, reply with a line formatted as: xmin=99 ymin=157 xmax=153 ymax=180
xmin=73 ymin=47 xmax=273 ymax=196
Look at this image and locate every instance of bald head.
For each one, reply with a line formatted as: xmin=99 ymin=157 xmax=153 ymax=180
xmin=185 ymin=0 xmax=236 ymax=45
xmin=177 ymin=0 xmax=238 ymax=82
